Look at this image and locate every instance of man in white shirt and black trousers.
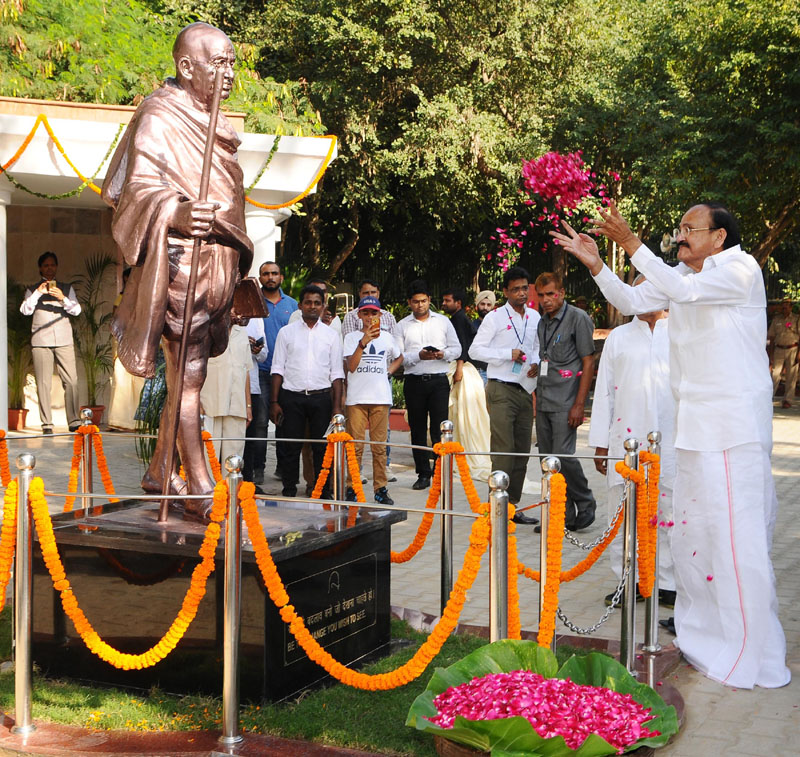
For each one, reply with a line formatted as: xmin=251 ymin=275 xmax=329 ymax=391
xmin=470 ymin=266 xmax=541 ymax=522
xmin=397 ymin=279 xmax=461 ymax=490
xmin=270 ymin=284 xmax=344 ymax=499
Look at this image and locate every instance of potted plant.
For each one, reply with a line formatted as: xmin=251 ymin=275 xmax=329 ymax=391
xmin=73 ymin=253 xmax=115 ymax=424
xmin=407 ymin=639 xmax=679 ymax=756
xmin=7 ymin=279 xmax=33 ymax=430
xmin=389 ymin=375 xmax=410 ymax=431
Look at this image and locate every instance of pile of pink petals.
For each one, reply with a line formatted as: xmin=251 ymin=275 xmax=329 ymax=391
xmin=429 ymin=670 xmax=659 ymax=753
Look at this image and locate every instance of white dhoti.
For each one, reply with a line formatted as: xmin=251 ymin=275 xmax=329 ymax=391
xmin=671 ymin=444 xmax=789 ymax=689
xmin=607 ymin=482 xmax=675 ymax=590
xmin=448 ymin=361 xmax=492 ymax=484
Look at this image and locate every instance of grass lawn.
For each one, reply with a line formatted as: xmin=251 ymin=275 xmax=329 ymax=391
xmin=0 ymin=609 xmax=605 ymax=756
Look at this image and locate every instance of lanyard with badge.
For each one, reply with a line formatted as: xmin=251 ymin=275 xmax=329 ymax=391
xmin=506 ymin=305 xmax=529 ymax=375
xmin=539 ymin=313 xmax=564 ymax=378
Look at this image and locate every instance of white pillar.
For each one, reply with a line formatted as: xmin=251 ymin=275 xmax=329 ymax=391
xmin=245 ymin=207 xmax=286 ymax=276
xmin=0 ymin=189 xmax=10 ymax=428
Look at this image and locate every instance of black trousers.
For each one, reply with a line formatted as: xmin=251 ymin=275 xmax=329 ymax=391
xmin=277 ymin=389 xmax=332 ymax=489
xmin=242 ymin=377 xmax=268 ymax=482
xmin=404 ymin=373 xmax=449 ymax=478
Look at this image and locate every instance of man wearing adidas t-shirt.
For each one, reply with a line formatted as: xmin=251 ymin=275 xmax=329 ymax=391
xmin=343 ymin=297 xmax=403 ymax=505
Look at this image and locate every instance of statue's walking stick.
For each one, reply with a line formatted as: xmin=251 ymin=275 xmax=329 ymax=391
xmin=159 ymin=67 xmax=226 ymax=523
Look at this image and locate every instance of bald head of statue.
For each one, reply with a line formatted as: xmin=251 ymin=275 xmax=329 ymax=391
xmin=172 ymin=22 xmax=236 ymax=110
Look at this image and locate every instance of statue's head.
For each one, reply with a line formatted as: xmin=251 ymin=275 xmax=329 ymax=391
xmin=173 ymin=22 xmax=236 ymax=109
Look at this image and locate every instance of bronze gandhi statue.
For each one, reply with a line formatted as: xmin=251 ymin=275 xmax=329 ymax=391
xmin=102 ymin=23 xmax=253 ymax=519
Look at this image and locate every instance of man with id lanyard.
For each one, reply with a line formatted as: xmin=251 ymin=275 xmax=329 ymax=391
xmin=470 ymin=266 xmax=541 ymax=523
xmin=533 ymin=272 xmax=597 ymax=532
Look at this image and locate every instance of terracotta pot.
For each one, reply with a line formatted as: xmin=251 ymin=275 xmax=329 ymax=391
xmin=389 ymin=407 xmax=410 ymax=432
xmin=7 ymin=408 xmax=28 ymax=431
xmin=434 ymin=736 xmax=488 ymax=757
xmin=80 ymin=405 xmax=106 ymax=425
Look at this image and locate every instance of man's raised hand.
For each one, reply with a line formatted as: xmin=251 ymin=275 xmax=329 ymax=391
xmin=549 ymin=221 xmax=604 ymax=276
xmin=588 ymin=200 xmax=640 ymax=256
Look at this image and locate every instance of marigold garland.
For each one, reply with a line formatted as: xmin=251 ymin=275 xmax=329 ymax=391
xmin=244 ymin=135 xmax=337 ymax=210
xmin=90 ymin=427 xmax=119 ymax=503
xmin=390 ymin=457 xmax=442 ymax=563
xmin=343 ymin=440 xmax=364 ymax=527
xmin=0 ymin=479 xmax=18 ymax=605
xmin=640 ymin=452 xmax=660 ymax=597
xmin=308 ymin=432 xmax=364 ymax=527
xmin=201 ymin=430 xmax=223 ymax=483
xmin=0 ymin=430 xmax=11 ymax=486
xmin=506 ymin=505 xmax=522 ymax=640
xmin=31 ymin=477 xmax=228 ymax=669
xmin=618 ymin=451 xmax=660 ymax=599
xmin=517 ymin=494 xmax=624 ymax=585
xmin=239 ymin=480 xmax=491 ymax=689
xmin=537 ymin=473 xmax=566 ymax=647
xmin=62 ymin=429 xmax=85 ymax=512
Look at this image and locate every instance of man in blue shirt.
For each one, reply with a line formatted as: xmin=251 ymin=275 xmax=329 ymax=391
xmin=243 ymin=261 xmax=298 ymax=484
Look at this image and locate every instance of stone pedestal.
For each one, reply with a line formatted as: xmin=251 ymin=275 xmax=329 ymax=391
xmin=31 ymin=500 xmax=404 ymax=701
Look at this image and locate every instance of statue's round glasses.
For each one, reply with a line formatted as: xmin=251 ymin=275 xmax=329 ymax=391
xmin=673 ymin=226 xmax=718 ymax=239
xmin=190 ymin=57 xmax=236 ymax=72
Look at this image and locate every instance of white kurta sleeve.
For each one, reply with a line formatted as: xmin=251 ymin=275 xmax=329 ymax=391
xmin=593 ymin=264 xmax=670 ymax=316
xmin=630 ymin=245 xmax=754 ymax=305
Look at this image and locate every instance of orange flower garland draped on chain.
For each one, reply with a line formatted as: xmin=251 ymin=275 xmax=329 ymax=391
xmin=616 ymin=451 xmax=660 ymax=598
xmin=238 ymin=480 xmax=491 ymax=690
xmin=202 ymin=431 xmax=223 ymax=483
xmin=391 ymin=457 xmax=442 ymax=563
xmin=0 ymin=430 xmax=11 ymax=486
xmin=506 ymin=505 xmax=522 ymax=640
xmin=62 ymin=429 xmax=84 ymax=512
xmin=0 ymin=480 xmax=18 ymax=604
xmin=32 ymin=477 xmax=228 ymax=669
xmin=537 ymin=472 xmax=566 ymax=647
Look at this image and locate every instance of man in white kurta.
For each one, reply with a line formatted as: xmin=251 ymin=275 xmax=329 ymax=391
xmin=553 ymin=201 xmax=790 ymax=689
xmin=589 ymin=302 xmax=675 ymax=598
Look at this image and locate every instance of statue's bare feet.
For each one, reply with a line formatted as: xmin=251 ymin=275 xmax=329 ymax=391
xmin=141 ymin=470 xmax=189 ymax=496
xmin=183 ymin=496 xmax=213 ymax=524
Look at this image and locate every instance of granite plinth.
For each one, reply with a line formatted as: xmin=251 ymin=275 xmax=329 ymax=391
xmin=31 ymin=500 xmax=404 ymax=701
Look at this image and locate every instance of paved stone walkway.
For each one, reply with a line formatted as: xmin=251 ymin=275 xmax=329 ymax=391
xmin=4 ymin=405 xmax=799 ymax=756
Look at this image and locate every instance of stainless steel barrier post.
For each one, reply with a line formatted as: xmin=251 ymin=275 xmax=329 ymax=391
xmin=488 ymin=470 xmax=509 ymax=642
xmin=331 ymin=413 xmax=347 ymax=508
xmin=643 ymin=431 xmax=662 ymax=669
xmin=220 ymin=455 xmax=244 ymax=746
xmin=439 ymin=420 xmax=454 ymax=614
xmin=620 ymin=438 xmax=639 ymax=674
xmin=80 ymin=407 xmax=93 ymax=517
xmin=13 ymin=453 xmax=36 ymax=735
xmin=540 ymin=457 xmax=560 ymax=654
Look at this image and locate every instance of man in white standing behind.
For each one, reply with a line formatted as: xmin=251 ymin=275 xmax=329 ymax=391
xmin=589 ymin=276 xmax=676 ymax=608
xmin=470 ymin=266 xmax=540 ymax=522
xmin=552 ymin=200 xmax=790 ymax=689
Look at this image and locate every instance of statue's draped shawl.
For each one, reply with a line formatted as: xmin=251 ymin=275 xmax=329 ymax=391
xmin=102 ymin=79 xmax=253 ymax=377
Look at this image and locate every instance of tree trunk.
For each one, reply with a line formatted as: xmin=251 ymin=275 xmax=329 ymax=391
xmin=325 ymin=202 xmax=360 ymax=279
xmin=552 ymin=245 xmax=566 ymax=281
xmin=752 ymin=199 xmax=799 ymax=267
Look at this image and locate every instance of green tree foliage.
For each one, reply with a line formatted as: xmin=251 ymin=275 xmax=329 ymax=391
xmin=199 ymin=0 xmax=597 ymax=291
xmin=554 ymin=0 xmax=800 ymax=266
xmin=0 ymin=0 xmax=321 ymax=134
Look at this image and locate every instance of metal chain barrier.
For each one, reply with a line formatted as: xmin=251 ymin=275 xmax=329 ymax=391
xmin=556 ymin=561 xmax=632 ymax=635
xmin=562 ymin=488 xmax=626 ymax=551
